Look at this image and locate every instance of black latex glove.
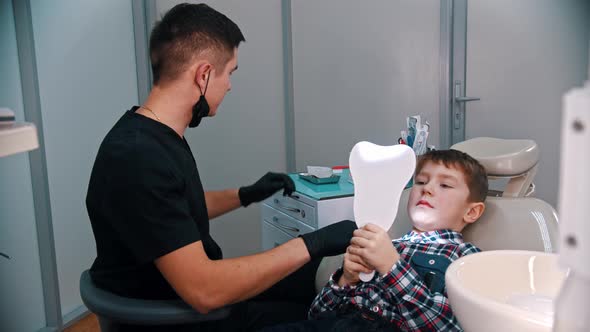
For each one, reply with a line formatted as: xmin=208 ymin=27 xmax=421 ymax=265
xmin=238 ymin=172 xmax=295 ymax=207
xmin=300 ymin=220 xmax=357 ymax=260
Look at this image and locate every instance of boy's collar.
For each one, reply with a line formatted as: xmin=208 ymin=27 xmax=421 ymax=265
xmin=400 ymin=229 xmax=465 ymax=244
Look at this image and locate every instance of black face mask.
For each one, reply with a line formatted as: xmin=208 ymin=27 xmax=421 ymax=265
xmin=189 ymin=73 xmax=211 ymax=128
xmin=189 ymin=95 xmax=210 ymax=128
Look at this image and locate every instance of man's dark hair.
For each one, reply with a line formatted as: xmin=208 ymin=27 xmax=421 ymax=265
xmin=149 ymin=3 xmax=245 ymax=85
xmin=415 ymin=149 xmax=489 ymax=203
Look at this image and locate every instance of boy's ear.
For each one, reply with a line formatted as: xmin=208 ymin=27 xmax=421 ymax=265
xmin=463 ymin=202 xmax=485 ymax=224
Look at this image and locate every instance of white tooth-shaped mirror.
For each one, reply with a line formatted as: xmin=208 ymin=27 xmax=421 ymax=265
xmin=349 ymin=141 xmax=416 ymax=281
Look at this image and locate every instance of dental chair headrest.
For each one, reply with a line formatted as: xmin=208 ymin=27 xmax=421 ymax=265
xmin=451 ymin=137 xmax=539 ymax=177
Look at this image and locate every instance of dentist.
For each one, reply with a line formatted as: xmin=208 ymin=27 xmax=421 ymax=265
xmin=85 ymin=3 xmax=356 ymax=332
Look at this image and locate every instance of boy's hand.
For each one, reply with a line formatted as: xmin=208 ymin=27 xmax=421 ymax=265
xmin=338 ymin=245 xmax=373 ymax=287
xmin=349 ymin=223 xmax=400 ymax=275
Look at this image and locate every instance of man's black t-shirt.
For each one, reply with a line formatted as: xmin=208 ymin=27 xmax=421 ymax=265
xmin=86 ymin=106 xmax=222 ymax=299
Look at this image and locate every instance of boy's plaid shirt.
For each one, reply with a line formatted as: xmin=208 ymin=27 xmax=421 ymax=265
xmin=309 ymin=229 xmax=481 ymax=331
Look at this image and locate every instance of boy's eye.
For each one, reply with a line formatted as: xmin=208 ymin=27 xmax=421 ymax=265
xmin=415 ymin=180 xmax=426 ymax=185
xmin=441 ymin=183 xmax=453 ymax=188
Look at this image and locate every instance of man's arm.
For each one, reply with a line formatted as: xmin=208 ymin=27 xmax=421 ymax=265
xmin=204 ymin=172 xmax=295 ymax=220
xmin=156 ymin=238 xmax=310 ymax=314
xmin=156 ymin=220 xmax=357 ymax=314
xmin=205 ymin=189 xmax=241 ymax=219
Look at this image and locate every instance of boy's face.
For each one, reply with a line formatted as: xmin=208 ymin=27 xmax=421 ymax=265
xmin=407 ymin=161 xmax=483 ymax=233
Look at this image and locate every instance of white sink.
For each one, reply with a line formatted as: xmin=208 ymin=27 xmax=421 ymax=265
xmin=446 ymin=250 xmax=567 ymax=332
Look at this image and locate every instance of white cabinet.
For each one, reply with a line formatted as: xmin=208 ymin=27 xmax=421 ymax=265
xmin=261 ymin=189 xmax=354 ymax=250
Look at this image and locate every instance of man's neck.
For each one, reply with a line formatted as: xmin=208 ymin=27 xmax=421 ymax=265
xmin=139 ymin=85 xmax=194 ymax=137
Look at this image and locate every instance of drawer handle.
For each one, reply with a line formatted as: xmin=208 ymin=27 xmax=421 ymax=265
xmin=273 ymin=199 xmax=301 ymax=213
xmin=272 ymin=216 xmax=300 ymax=233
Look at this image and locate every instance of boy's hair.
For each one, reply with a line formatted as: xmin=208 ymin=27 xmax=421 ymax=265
xmin=415 ymin=149 xmax=488 ymax=202
xmin=149 ymin=3 xmax=245 ymax=85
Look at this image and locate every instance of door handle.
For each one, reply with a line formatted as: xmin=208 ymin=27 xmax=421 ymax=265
xmin=453 ymin=80 xmax=480 ymax=130
xmin=455 ymin=96 xmax=481 ymax=102
xmin=454 ymin=81 xmax=480 ymax=103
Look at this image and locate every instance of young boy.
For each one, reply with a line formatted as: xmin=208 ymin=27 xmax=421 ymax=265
xmin=261 ymin=149 xmax=488 ymax=332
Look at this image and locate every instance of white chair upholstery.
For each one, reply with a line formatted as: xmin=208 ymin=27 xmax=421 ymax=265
xmin=315 ymin=189 xmax=559 ymax=291
xmin=451 ymin=137 xmax=540 ymax=197
xmin=450 ymin=137 xmax=539 ymax=177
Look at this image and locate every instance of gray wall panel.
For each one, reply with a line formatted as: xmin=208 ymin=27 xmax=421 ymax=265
xmin=291 ymin=0 xmax=441 ymax=171
xmin=30 ymin=0 xmax=139 ymax=317
xmin=465 ymin=0 xmax=590 ymax=207
xmin=0 ymin=1 xmax=46 ymax=331
xmin=156 ymin=0 xmax=287 ymax=257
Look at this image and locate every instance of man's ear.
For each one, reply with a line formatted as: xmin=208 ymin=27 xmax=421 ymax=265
xmin=194 ymin=62 xmax=212 ymax=93
xmin=464 ymin=202 xmax=485 ymax=224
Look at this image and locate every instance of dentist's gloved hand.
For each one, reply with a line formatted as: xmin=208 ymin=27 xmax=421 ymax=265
xmin=238 ymin=172 xmax=295 ymax=207
xmin=300 ymin=220 xmax=357 ymax=259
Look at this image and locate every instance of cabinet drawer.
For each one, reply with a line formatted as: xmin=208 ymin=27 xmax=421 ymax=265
xmin=261 ymin=220 xmax=294 ymax=251
xmin=262 ymin=206 xmax=316 ymax=238
xmin=263 ymin=193 xmax=316 ymax=228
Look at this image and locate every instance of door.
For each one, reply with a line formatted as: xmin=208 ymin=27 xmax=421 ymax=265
xmin=291 ymin=0 xmax=444 ymax=170
xmin=453 ymin=0 xmax=590 ymax=206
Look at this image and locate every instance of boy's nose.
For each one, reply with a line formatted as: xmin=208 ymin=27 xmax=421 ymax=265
xmin=422 ymin=183 xmax=434 ymax=196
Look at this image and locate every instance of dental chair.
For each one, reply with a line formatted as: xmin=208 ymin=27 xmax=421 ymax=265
xmin=315 ymin=137 xmax=558 ymax=290
xmin=79 ymin=270 xmax=231 ymax=332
